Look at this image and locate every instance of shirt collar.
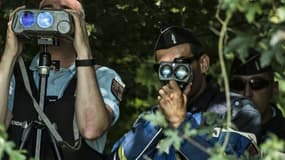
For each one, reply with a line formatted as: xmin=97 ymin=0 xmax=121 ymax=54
xmin=188 ymin=76 xmax=220 ymax=113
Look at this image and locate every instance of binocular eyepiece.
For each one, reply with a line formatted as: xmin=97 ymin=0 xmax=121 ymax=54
xmin=155 ymin=57 xmax=194 ymax=89
xmin=12 ymin=9 xmax=74 ymax=39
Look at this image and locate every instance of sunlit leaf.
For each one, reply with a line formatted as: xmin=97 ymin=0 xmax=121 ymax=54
xmin=245 ymin=3 xmax=262 ymax=23
xmin=143 ymin=111 xmax=168 ymax=128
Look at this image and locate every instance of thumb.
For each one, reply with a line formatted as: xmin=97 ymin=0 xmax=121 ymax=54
xmin=183 ymin=94 xmax=188 ymax=106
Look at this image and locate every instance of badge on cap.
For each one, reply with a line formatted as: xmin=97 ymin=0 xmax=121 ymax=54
xmin=171 ymin=33 xmax=177 ymax=44
xmin=111 ymin=77 xmax=125 ymax=102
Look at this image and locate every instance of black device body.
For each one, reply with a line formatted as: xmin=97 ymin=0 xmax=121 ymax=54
xmin=158 ymin=58 xmax=193 ymax=89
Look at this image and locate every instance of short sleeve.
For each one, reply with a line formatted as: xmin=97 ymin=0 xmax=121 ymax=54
xmin=95 ymin=66 xmax=125 ymax=125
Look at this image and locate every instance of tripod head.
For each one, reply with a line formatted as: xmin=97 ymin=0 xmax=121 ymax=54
xmin=38 ymin=37 xmax=60 ymax=75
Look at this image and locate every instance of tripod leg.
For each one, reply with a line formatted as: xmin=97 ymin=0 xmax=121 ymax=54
xmin=35 ymin=127 xmax=43 ymax=160
xmin=19 ymin=122 xmax=34 ymax=149
xmin=49 ymin=131 xmax=62 ymax=160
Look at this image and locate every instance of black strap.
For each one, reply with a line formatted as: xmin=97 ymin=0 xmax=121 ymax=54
xmin=18 ymin=57 xmax=82 ymax=151
xmin=75 ymin=59 xmax=96 ymax=67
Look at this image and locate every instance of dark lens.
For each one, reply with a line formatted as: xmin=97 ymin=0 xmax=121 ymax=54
xmin=20 ymin=11 xmax=36 ymax=28
xmin=159 ymin=64 xmax=172 ymax=78
xmin=174 ymin=65 xmax=188 ymax=81
xmin=249 ymin=78 xmax=270 ymax=90
xmin=230 ymin=78 xmax=246 ymax=91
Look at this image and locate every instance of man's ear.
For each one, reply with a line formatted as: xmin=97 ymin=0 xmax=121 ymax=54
xmin=199 ymin=54 xmax=210 ymax=73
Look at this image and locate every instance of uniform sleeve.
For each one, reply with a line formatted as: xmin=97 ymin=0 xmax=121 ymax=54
xmin=206 ymin=93 xmax=261 ymax=135
xmin=231 ymin=98 xmax=261 ymax=135
xmin=176 ymin=113 xmax=211 ymax=160
xmin=177 ymin=112 xmax=260 ymax=159
xmin=111 ymin=111 xmax=163 ymax=160
xmin=95 ymin=66 xmax=125 ymax=125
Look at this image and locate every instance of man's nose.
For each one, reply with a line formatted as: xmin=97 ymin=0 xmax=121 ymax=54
xmin=244 ymin=83 xmax=253 ymax=97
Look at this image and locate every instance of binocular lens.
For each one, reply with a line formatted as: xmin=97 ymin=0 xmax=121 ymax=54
xmin=20 ymin=11 xmax=36 ymax=28
xmin=174 ymin=65 xmax=188 ymax=80
xmin=160 ymin=65 xmax=172 ymax=78
xmin=37 ymin=12 xmax=54 ymax=28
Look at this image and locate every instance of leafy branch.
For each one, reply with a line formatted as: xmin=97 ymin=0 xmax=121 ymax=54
xmin=0 ymin=124 xmax=26 ymax=160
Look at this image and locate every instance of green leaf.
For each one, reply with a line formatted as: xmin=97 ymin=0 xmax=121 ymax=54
xmin=183 ymin=123 xmax=199 ymax=137
xmin=245 ymin=3 xmax=262 ymax=23
xmin=143 ymin=111 xmax=168 ymax=128
xmin=158 ymin=129 xmax=183 ymax=153
xmin=260 ymin=134 xmax=285 ymax=160
xmin=225 ymin=33 xmax=256 ymax=58
xmin=0 ymin=124 xmax=26 ymax=160
xmin=275 ymin=50 xmax=285 ymax=66
xmin=260 ymin=50 xmax=273 ymax=67
xmin=270 ymin=7 xmax=285 ymax=24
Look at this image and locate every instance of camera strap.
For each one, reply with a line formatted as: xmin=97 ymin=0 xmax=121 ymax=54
xmin=17 ymin=56 xmax=82 ymax=151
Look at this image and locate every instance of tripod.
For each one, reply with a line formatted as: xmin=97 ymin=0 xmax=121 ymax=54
xmin=19 ymin=37 xmax=62 ymax=160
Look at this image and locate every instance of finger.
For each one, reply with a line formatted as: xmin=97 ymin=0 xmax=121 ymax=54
xmin=158 ymin=91 xmax=172 ymax=108
xmin=157 ymin=95 xmax=169 ymax=106
xmin=65 ymin=9 xmax=80 ymax=29
xmin=9 ymin=5 xmax=26 ymax=21
xmin=65 ymin=9 xmax=85 ymax=26
xmin=183 ymin=83 xmax=192 ymax=95
xmin=161 ymin=84 xmax=172 ymax=95
xmin=157 ymin=95 xmax=161 ymax=101
xmin=158 ymin=98 xmax=166 ymax=111
xmin=183 ymin=94 xmax=187 ymax=106
xmin=65 ymin=9 xmax=88 ymax=39
xmin=65 ymin=9 xmax=80 ymax=19
xmin=169 ymin=80 xmax=180 ymax=91
xmin=158 ymin=88 xmax=168 ymax=99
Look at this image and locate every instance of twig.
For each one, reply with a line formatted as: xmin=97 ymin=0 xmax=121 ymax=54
xmin=217 ymin=10 xmax=233 ymax=150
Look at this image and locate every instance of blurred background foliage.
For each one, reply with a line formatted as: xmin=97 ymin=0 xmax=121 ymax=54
xmin=0 ymin=0 xmax=284 ymax=156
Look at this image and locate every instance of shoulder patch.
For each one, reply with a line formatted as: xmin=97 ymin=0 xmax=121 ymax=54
xmin=111 ymin=77 xmax=125 ymax=102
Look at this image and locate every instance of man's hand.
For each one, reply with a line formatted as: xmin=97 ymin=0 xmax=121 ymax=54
xmin=157 ymin=80 xmax=187 ymax=128
xmin=3 ymin=6 xmax=25 ymax=58
xmin=67 ymin=9 xmax=92 ymax=59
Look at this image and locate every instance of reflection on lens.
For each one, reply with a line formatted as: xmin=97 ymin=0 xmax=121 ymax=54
xmin=20 ymin=11 xmax=36 ymax=28
xmin=160 ymin=64 xmax=172 ymax=78
xmin=37 ymin=11 xmax=53 ymax=28
xmin=174 ymin=65 xmax=188 ymax=80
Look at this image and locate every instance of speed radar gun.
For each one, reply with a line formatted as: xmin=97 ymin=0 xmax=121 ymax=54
xmin=12 ymin=9 xmax=74 ymax=39
xmin=11 ymin=9 xmax=79 ymax=160
xmin=154 ymin=57 xmax=194 ymax=89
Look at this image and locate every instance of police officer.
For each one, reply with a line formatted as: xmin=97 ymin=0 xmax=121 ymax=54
xmin=110 ymin=26 xmax=261 ymax=159
xmin=230 ymin=49 xmax=285 ymax=144
xmin=0 ymin=0 xmax=125 ymax=159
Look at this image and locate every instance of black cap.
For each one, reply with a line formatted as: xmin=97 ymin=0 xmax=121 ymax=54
xmin=230 ymin=49 xmax=273 ymax=76
xmin=154 ymin=26 xmax=204 ymax=57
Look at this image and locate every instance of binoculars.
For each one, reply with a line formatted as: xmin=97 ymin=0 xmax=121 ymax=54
xmin=12 ymin=9 xmax=74 ymax=39
xmin=155 ymin=57 xmax=194 ymax=88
